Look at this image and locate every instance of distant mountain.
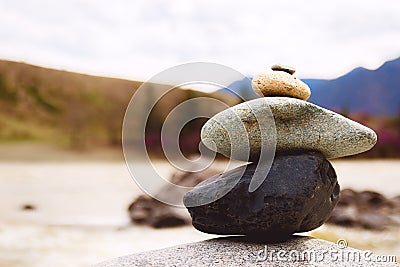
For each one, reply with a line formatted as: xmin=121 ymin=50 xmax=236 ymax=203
xmin=218 ymin=77 xmax=258 ymax=101
xmin=220 ymin=57 xmax=400 ymax=116
xmin=306 ymin=57 xmax=400 ymax=115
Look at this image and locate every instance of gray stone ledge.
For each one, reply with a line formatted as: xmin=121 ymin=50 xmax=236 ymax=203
xmin=95 ymin=236 xmax=398 ymax=266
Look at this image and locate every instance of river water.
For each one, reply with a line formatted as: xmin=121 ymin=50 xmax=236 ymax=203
xmin=0 ymin=160 xmax=399 ymax=266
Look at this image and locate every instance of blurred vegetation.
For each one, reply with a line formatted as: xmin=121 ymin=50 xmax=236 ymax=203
xmin=339 ymin=111 xmax=400 ymax=159
xmin=0 ymin=60 xmax=237 ymax=154
xmin=0 ymin=60 xmax=399 ymax=158
xmin=0 ymin=60 xmax=138 ymax=148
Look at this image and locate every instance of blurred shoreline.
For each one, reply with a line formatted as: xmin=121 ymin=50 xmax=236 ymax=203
xmin=3 ymin=143 xmax=400 ymax=162
xmin=0 ymin=143 xmax=124 ymax=162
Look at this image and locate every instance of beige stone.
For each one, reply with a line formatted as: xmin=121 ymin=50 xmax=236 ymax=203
xmin=252 ymin=71 xmax=311 ymax=100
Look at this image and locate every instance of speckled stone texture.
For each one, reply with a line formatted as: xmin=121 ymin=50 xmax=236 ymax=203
xmin=183 ymin=152 xmax=340 ymax=237
xmin=201 ymin=97 xmax=377 ymax=161
xmin=94 ymin=236 xmax=399 ymax=267
xmin=252 ymin=72 xmax=311 ymax=100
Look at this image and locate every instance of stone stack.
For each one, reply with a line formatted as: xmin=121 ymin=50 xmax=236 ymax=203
xmin=183 ymin=65 xmax=377 ymax=238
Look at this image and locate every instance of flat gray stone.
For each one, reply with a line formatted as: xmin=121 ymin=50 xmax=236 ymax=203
xmin=95 ymin=236 xmax=398 ymax=266
xmin=201 ymin=97 xmax=377 ymax=160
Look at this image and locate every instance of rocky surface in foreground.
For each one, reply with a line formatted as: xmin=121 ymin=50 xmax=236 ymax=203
xmin=95 ymin=236 xmax=399 ymax=267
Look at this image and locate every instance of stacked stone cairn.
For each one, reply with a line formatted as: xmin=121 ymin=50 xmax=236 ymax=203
xmin=183 ymin=64 xmax=377 ymax=239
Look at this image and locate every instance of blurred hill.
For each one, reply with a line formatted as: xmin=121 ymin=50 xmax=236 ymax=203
xmin=0 ymin=60 xmax=136 ymax=148
xmin=0 ymin=60 xmax=238 ymax=151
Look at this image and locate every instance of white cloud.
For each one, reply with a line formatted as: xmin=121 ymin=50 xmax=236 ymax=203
xmin=0 ymin=0 xmax=399 ymax=84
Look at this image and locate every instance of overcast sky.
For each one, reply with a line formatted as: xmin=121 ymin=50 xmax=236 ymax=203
xmin=1 ymin=0 xmax=400 ymax=86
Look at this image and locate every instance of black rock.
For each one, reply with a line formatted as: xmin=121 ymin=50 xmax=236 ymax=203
xmin=183 ymin=151 xmax=340 ymax=238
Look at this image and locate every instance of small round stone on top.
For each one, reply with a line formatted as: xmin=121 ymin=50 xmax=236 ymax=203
xmin=251 ymin=64 xmax=311 ymax=101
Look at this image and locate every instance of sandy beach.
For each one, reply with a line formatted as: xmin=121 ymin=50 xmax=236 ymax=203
xmin=0 ymin=159 xmax=399 ymax=267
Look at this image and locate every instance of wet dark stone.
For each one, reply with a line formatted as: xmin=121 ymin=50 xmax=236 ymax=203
xmin=183 ymin=151 xmax=339 ymax=238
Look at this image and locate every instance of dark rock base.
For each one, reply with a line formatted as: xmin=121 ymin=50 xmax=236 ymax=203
xmin=184 ymin=151 xmax=340 ymax=237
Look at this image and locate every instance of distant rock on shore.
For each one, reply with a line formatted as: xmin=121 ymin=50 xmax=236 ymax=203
xmin=127 ymin=162 xmax=222 ymax=228
xmin=327 ymin=189 xmax=400 ymax=230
